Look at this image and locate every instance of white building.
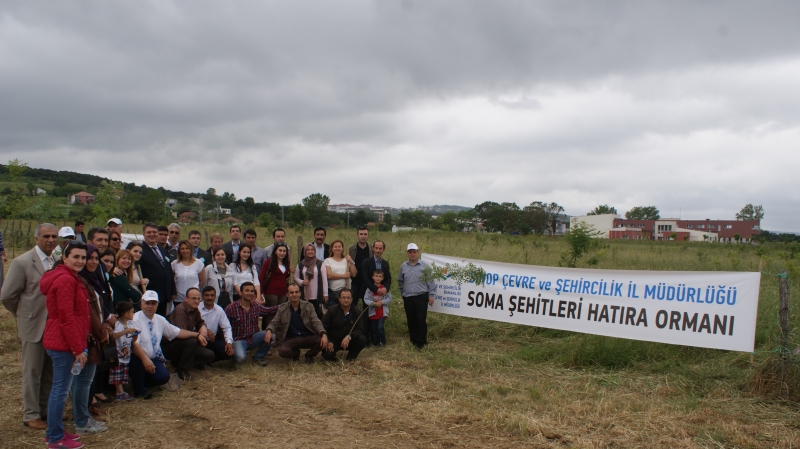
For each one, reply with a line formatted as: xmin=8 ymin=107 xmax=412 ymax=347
xmin=570 ymin=214 xmax=620 ymax=238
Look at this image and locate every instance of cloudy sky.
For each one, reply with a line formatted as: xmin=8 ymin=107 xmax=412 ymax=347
xmin=1 ymin=1 xmax=798 ymax=230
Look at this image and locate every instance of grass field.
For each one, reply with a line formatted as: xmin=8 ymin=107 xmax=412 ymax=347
xmin=1 ymin=226 xmax=799 ymax=448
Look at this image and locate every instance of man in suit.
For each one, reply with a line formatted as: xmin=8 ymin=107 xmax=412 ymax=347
xmin=0 ymin=223 xmax=58 ymax=430
xmin=222 ymin=225 xmax=242 ymax=265
xmin=312 ymin=227 xmax=330 ymax=262
xmin=360 ymin=240 xmax=391 ymax=344
xmin=188 ymin=230 xmax=212 ymax=267
xmin=139 ymin=222 xmax=177 ymax=317
xmin=348 ymin=226 xmax=372 ymax=302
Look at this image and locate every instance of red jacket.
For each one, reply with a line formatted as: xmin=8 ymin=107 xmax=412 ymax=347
xmin=41 ymin=264 xmax=90 ymax=356
xmin=259 ymin=258 xmax=291 ymax=296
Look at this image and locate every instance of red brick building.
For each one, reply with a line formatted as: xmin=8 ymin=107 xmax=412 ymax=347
xmin=611 ymin=218 xmax=760 ymax=242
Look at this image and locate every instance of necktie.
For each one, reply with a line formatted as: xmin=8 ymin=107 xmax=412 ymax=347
xmin=45 ymin=256 xmax=54 ymax=270
xmin=151 ymin=246 xmax=165 ymax=266
xmin=148 ymin=321 xmax=166 ymax=362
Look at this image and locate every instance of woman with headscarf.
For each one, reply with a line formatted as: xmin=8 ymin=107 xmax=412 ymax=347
xmin=294 ymin=243 xmax=328 ymax=319
xmin=79 ymin=245 xmax=115 ymax=410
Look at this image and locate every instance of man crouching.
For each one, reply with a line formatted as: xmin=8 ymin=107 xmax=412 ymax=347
xmin=265 ymin=284 xmax=328 ymax=364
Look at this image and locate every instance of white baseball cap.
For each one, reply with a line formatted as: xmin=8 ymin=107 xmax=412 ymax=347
xmin=58 ymin=227 xmax=76 ymax=238
xmin=142 ymin=291 xmax=159 ymax=303
xmin=407 ymin=243 xmax=419 ymax=251
xmin=107 ymin=218 xmax=122 ymax=225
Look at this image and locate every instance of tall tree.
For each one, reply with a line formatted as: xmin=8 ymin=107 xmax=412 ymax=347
xmin=625 ymin=206 xmax=660 ymax=220
xmin=475 ymin=201 xmax=523 ymax=233
xmin=587 ymin=204 xmax=618 ymax=215
xmin=302 ymin=193 xmax=330 ymax=226
xmin=544 ymin=202 xmax=565 ymax=235
xmin=286 ymin=204 xmax=308 ymax=226
xmin=523 ymin=201 xmax=548 ymax=234
xmin=736 ymin=204 xmax=764 ymax=221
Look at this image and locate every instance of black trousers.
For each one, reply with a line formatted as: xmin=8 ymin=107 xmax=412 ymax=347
xmin=278 ymin=335 xmax=322 ymax=360
xmin=403 ymin=294 xmax=430 ymax=347
xmin=322 ymin=335 xmax=367 ymax=361
xmin=161 ymin=338 xmax=214 ymax=370
xmin=207 ymin=338 xmax=233 ymax=363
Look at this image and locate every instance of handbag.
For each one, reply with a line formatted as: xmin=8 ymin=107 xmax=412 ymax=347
xmin=102 ymin=343 xmax=119 ymax=371
xmin=217 ymin=276 xmax=232 ymax=309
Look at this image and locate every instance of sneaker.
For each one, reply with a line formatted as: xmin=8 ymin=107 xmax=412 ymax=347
xmin=115 ymin=392 xmax=133 ymax=402
xmin=45 ymin=432 xmax=81 ymax=443
xmin=75 ymin=417 xmax=107 ymax=434
xmin=254 ymin=358 xmax=268 ymax=366
xmin=47 ymin=438 xmax=84 ymax=449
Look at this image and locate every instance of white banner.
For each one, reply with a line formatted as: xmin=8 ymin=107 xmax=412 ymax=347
xmin=422 ymin=254 xmax=761 ymax=352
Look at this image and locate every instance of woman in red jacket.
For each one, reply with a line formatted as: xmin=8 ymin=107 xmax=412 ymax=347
xmin=41 ymin=241 xmax=90 ymax=449
xmin=258 ymin=242 xmax=292 ymax=329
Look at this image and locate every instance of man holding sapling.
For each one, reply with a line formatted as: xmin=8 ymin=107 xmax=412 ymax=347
xmin=398 ymin=243 xmax=436 ymax=349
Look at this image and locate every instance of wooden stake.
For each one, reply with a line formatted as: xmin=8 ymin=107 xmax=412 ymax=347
xmin=779 ymin=269 xmax=790 ymax=358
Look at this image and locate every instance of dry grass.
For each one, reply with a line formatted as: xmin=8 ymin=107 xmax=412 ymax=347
xmin=2 ymin=310 xmax=800 ymax=448
xmin=2 ymin=229 xmax=800 ymax=448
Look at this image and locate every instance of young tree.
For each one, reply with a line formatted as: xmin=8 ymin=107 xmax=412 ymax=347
xmin=625 ymin=206 xmax=660 ymax=220
xmin=587 ymin=204 xmax=618 ymax=215
xmin=302 ymin=193 xmax=330 ymax=226
xmin=736 ymin=204 xmax=764 ymax=221
xmin=544 ymin=202 xmax=565 ymax=235
xmin=560 ymin=222 xmax=601 ymax=268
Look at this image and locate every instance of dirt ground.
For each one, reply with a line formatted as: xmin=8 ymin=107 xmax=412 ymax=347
xmin=2 ymin=305 xmax=800 ymax=448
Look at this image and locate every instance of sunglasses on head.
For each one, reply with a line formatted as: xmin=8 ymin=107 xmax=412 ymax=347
xmin=64 ymin=240 xmax=87 ymax=251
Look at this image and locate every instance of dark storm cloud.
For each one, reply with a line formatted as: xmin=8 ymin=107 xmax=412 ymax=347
xmin=0 ymin=1 xmax=798 ymax=229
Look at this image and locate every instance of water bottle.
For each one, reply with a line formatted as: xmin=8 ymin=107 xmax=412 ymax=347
xmin=71 ymin=361 xmax=82 ymax=376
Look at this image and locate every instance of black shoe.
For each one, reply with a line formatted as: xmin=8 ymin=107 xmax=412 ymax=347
xmin=254 ymin=358 xmax=268 ymax=366
xmin=135 ymin=392 xmax=153 ymax=400
xmin=177 ymin=370 xmax=192 ymax=381
xmin=195 ymin=363 xmax=206 ymax=371
xmin=304 ymin=356 xmax=314 ymax=365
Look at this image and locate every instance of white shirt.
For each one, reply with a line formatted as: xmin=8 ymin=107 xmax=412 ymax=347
xmin=200 ymin=303 xmax=233 ymax=344
xmin=171 ymin=259 xmax=204 ymax=303
xmin=114 ymin=320 xmax=134 ymax=364
xmin=228 ymin=263 xmax=259 ymax=291
xmin=131 ymin=311 xmax=180 ymax=359
xmin=323 ymin=257 xmax=348 ymax=291
xmin=35 ymin=246 xmax=54 ymax=270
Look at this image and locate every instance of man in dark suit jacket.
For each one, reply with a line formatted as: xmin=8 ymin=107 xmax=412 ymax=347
xmin=139 ymin=222 xmax=177 ymax=316
xmin=188 ymin=230 xmax=212 ymax=267
xmin=312 ymin=227 xmax=330 ymax=261
xmin=360 ymin=240 xmax=391 ymax=306
xmin=222 ymin=225 xmax=242 ymax=265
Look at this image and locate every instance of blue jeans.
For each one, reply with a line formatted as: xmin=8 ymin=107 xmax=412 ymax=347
xmin=232 ymin=331 xmax=272 ymax=362
xmin=370 ymin=317 xmax=386 ymax=346
xmin=129 ymin=356 xmax=170 ymax=397
xmin=71 ymin=362 xmax=96 ymax=428
xmin=45 ymin=350 xmax=75 ymax=443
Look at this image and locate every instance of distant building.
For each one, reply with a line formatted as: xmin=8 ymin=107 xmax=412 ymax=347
xmin=70 ymin=191 xmax=95 ymax=204
xmin=178 ymin=211 xmax=196 ymax=224
xmin=328 ymin=203 xmax=356 ymax=213
xmin=34 ymin=188 xmax=47 ymax=195
xmin=165 ymin=198 xmax=178 ymax=208
xmin=572 ymin=214 xmax=760 ymax=242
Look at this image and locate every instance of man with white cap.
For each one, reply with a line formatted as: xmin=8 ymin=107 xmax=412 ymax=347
xmin=129 ymin=291 xmax=206 ymax=398
xmin=398 ymin=243 xmax=436 ymax=349
xmin=106 ymin=218 xmax=122 ymax=234
xmin=52 ymin=227 xmax=76 ymax=259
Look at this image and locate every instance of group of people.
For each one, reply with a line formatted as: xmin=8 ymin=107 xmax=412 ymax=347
xmin=1 ymin=219 xmax=436 ymax=449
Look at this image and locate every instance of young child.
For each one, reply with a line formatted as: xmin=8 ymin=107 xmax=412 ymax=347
xmin=110 ymin=302 xmax=138 ymax=401
xmin=364 ymin=270 xmax=392 ymax=346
